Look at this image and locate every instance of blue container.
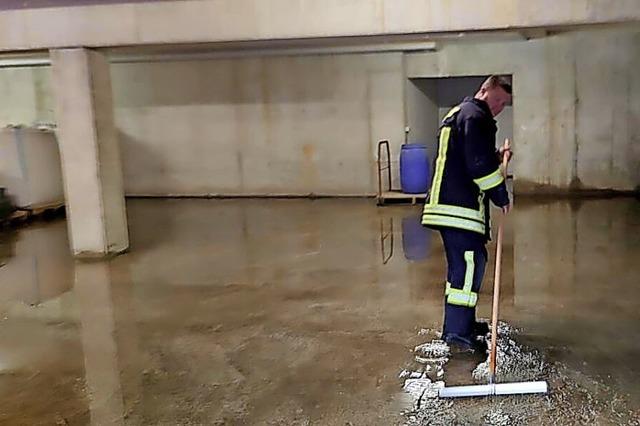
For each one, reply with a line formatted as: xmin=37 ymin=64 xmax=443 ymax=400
xmin=400 ymin=144 xmax=430 ymax=194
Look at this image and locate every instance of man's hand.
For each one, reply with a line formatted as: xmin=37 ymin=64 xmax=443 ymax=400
xmin=501 ymin=202 xmax=512 ymax=215
xmin=499 ymin=138 xmax=513 ymax=163
xmin=499 ymin=146 xmax=512 ymax=162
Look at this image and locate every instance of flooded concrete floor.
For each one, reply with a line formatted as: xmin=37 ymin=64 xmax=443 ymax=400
xmin=0 ymin=197 xmax=639 ymax=425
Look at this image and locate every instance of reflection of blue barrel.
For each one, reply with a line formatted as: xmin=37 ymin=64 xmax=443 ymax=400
xmin=402 ymin=216 xmax=431 ymax=261
xmin=400 ymin=144 xmax=430 ymax=194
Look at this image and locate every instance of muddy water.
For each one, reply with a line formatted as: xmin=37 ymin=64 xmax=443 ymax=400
xmin=0 ymin=197 xmax=638 ymax=425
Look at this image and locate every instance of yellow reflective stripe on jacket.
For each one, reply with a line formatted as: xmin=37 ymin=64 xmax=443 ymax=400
xmin=428 ymin=106 xmax=460 ymax=205
xmin=422 ymin=203 xmax=484 ymax=223
xmin=429 ymin=127 xmax=451 ymax=205
xmin=422 ymin=214 xmax=485 ymax=234
xmin=443 ymin=106 xmax=461 ymax=121
xmin=473 ymin=167 xmax=504 ymax=191
xmin=423 ymin=104 xmax=487 ymax=237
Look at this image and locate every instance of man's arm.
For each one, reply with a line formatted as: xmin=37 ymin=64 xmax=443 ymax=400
xmin=462 ymin=117 xmax=510 ymax=208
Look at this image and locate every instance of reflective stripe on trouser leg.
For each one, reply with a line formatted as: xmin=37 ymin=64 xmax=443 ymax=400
xmin=440 ymin=228 xmax=487 ymax=338
xmin=446 ymin=251 xmax=478 ymax=307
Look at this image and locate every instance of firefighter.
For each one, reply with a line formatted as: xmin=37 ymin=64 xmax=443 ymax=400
xmin=422 ymin=75 xmax=513 ymax=352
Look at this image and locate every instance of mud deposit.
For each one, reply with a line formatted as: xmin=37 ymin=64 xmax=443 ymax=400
xmin=401 ymin=325 xmax=640 ymax=425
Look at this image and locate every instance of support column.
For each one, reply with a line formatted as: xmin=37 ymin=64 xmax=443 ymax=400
xmin=50 ymin=48 xmax=128 ymax=257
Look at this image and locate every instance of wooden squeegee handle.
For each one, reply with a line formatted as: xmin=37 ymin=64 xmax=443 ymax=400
xmin=489 ymin=139 xmax=510 ymax=384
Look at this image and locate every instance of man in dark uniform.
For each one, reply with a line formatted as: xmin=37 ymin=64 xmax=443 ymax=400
xmin=422 ymin=75 xmax=513 ymax=352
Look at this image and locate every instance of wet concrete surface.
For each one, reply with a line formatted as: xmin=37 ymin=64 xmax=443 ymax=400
xmin=0 ymin=197 xmax=638 ymax=424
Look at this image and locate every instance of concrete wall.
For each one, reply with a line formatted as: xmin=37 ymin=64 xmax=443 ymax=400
xmin=0 ymin=54 xmax=406 ymax=196
xmin=0 ymin=66 xmax=53 ymax=125
xmin=1 ymin=0 xmax=639 ymax=52
xmin=111 ymin=53 xmax=405 ymax=196
xmin=436 ymin=76 xmax=485 ymax=106
xmin=407 ymin=28 xmax=640 ymax=193
xmin=405 ymin=79 xmax=438 ymax=157
xmin=573 ymin=30 xmax=640 ymax=190
xmin=0 ymin=28 xmax=638 ymax=195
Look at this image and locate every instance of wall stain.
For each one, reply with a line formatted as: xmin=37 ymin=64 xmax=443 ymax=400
xmin=301 ymin=143 xmax=317 ymax=191
xmin=571 ymin=54 xmax=580 ymax=187
xmin=260 ymin=58 xmax=273 ymax=146
xmin=302 ymin=144 xmax=315 ymax=161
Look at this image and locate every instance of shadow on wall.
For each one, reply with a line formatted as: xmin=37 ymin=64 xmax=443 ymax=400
xmin=118 ymin=129 xmax=173 ymax=196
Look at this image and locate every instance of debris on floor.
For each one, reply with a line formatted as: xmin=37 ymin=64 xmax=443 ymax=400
xmin=483 ymin=407 xmax=511 ymax=426
xmin=414 ymin=340 xmax=450 ymax=361
xmin=402 ymin=376 xmax=444 ymax=403
xmin=400 ymin=324 xmax=640 ymax=425
xmin=400 ymin=329 xmax=454 ymax=425
xmin=473 ymin=322 xmax=545 ymax=383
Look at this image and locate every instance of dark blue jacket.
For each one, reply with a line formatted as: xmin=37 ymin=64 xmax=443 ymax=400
xmin=422 ymin=97 xmax=510 ymax=240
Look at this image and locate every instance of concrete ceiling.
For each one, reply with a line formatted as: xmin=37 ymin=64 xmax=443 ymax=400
xmin=1 ymin=0 xmax=638 ymax=53
xmin=0 ymin=22 xmax=635 ymax=67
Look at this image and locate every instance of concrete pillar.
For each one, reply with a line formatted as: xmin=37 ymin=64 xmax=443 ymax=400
xmin=50 ymin=48 xmax=129 ymax=257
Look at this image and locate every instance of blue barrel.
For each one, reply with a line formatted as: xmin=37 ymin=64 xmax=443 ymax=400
xmin=400 ymin=144 xmax=430 ymax=194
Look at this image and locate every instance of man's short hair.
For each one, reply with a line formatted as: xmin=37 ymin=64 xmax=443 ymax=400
xmin=481 ymin=75 xmax=512 ymax=95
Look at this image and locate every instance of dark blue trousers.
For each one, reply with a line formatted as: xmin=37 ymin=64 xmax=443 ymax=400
xmin=439 ymin=228 xmax=488 ymax=340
